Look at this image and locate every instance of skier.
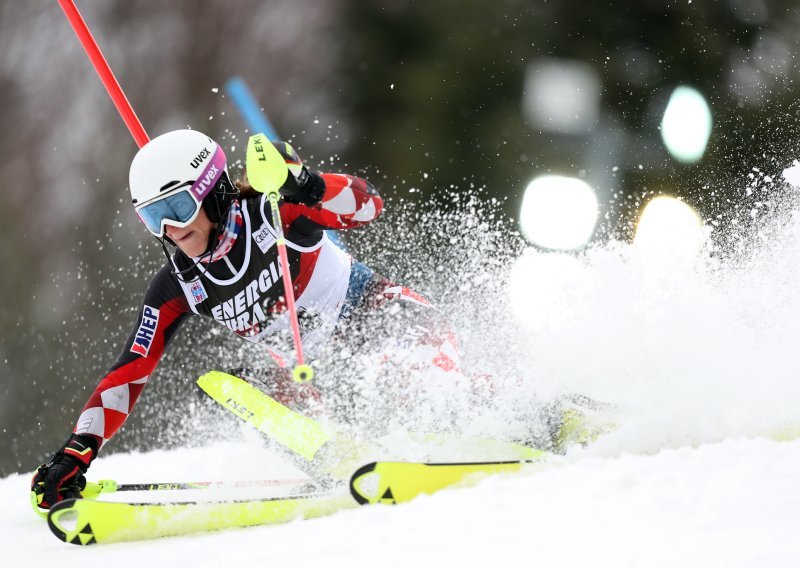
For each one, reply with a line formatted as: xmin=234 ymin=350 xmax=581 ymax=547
xmin=31 ymin=129 xmax=462 ymax=509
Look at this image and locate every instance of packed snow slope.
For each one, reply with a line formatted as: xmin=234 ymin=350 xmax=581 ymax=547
xmin=8 ymin=176 xmax=800 ymax=565
xmin=3 ymin=438 xmax=800 ymax=567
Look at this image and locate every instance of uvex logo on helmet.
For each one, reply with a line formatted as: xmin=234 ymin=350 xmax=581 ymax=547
xmin=190 ymin=147 xmax=211 ymax=169
xmin=192 ymin=164 xmax=219 ymax=199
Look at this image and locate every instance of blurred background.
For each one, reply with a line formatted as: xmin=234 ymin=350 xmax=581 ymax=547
xmin=2 ymin=0 xmax=800 ymax=475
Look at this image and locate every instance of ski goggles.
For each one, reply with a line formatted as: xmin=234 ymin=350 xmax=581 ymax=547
xmin=135 ymin=146 xmax=228 ymax=237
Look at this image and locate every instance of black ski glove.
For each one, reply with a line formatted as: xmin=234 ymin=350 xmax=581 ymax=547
xmin=31 ymin=434 xmax=98 ymax=509
xmin=270 ymin=140 xmax=326 ymax=206
xmin=280 ymin=166 xmax=326 ymax=206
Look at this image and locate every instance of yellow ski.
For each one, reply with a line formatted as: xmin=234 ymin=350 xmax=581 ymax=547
xmin=196 ymin=371 xmax=377 ymax=480
xmin=349 ymin=457 xmax=548 ymax=505
xmin=197 ymin=371 xmax=331 ymax=461
xmin=47 ymin=491 xmax=354 ymax=545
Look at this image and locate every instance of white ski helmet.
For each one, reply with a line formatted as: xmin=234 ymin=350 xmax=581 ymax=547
xmin=129 ymin=129 xmax=235 ymax=237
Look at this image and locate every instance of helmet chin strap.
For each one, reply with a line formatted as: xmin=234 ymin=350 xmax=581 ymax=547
xmin=159 ymin=215 xmax=229 ymax=284
xmin=158 ymin=233 xmax=214 ymax=283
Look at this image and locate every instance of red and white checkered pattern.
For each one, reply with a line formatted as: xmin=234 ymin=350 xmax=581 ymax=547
xmin=320 ymin=174 xmax=381 ymax=224
xmin=74 ymin=376 xmax=149 ymax=448
xmin=279 ymin=173 xmax=383 ymax=232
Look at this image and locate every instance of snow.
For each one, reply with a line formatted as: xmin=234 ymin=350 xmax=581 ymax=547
xmin=6 ymin=168 xmax=800 ymax=564
xmin=3 ymin=436 xmax=799 ymax=567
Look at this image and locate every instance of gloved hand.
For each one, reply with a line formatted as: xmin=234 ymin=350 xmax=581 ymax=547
xmin=281 ymin=167 xmax=326 ymax=206
xmin=31 ymin=434 xmax=98 ymax=509
xmin=271 ymin=141 xmax=326 ymax=206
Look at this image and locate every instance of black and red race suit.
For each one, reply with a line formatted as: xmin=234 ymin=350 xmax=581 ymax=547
xmin=73 ymin=173 xmax=462 ymax=449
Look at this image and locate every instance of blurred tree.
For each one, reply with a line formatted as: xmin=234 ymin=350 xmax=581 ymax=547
xmin=335 ymin=0 xmax=800 ymax=237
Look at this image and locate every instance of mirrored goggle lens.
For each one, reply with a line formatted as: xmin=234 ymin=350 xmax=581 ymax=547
xmin=137 ymin=189 xmax=200 ymax=236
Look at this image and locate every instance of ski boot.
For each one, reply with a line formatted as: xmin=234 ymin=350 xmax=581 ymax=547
xmin=528 ymin=394 xmax=618 ymax=454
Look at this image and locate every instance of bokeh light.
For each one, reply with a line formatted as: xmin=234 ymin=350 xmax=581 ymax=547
xmin=634 ymin=196 xmax=706 ymax=267
xmin=523 ymin=58 xmax=601 ymax=134
xmin=519 ymin=175 xmax=599 ymax=250
xmin=660 ymin=86 xmax=713 ymax=163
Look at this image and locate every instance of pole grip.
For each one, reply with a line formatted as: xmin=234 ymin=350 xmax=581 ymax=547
xmin=57 ymin=0 xmax=150 ymax=148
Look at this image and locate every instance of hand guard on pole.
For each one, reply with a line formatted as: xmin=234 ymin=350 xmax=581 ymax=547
xmin=270 ymin=141 xmax=326 ymax=206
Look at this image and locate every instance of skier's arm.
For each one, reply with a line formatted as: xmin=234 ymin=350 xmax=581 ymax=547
xmin=283 ymin=172 xmax=383 ymax=230
xmin=32 ymin=266 xmax=191 ymax=508
xmin=271 ymin=141 xmax=383 ymax=231
xmin=73 ymin=265 xmax=191 ymax=449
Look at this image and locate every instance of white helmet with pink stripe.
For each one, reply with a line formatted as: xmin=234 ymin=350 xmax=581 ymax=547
xmin=129 ymin=129 xmax=235 ymax=237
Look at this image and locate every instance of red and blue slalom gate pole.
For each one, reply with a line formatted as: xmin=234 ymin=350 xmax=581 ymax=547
xmin=57 ymin=0 xmax=311 ymax=378
xmin=225 ymin=77 xmax=280 ymax=142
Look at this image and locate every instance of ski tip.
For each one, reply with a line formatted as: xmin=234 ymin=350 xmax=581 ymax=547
xmin=349 ymin=462 xmax=380 ymax=505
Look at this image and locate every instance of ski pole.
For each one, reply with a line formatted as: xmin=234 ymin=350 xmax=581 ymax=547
xmin=31 ymin=477 xmax=316 ymax=519
xmin=57 ymin=0 xmax=149 ymax=148
xmin=246 ymin=134 xmax=314 ymax=383
xmin=84 ymin=477 xmax=315 ymax=499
